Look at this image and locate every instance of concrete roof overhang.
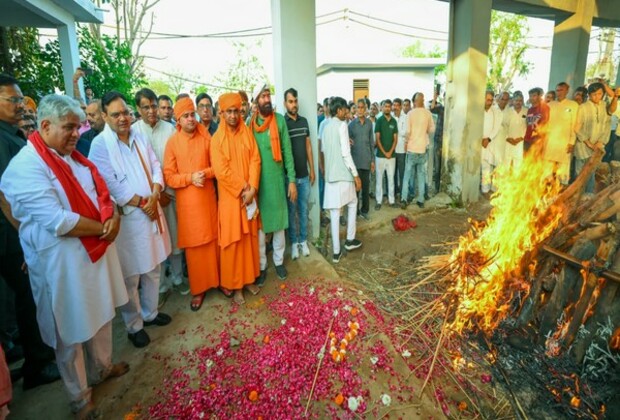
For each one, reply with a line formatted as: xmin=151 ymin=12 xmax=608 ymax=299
xmin=317 ymin=59 xmax=445 ymax=76
xmin=439 ymin=0 xmax=620 ymax=28
xmin=0 ymin=0 xmax=103 ymax=27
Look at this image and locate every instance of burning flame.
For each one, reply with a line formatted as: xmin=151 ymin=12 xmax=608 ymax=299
xmin=448 ymin=142 xmax=564 ymax=334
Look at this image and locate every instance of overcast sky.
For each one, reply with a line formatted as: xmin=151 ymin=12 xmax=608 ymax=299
xmin=45 ymin=0 xmax=617 ymax=96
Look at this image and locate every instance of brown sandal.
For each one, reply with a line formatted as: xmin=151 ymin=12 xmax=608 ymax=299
xmin=191 ymin=293 xmax=206 ymax=311
xmin=244 ymin=284 xmax=260 ymax=296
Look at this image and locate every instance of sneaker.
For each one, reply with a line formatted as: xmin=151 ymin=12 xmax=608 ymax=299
xmin=128 ymin=329 xmax=150 ymax=348
xmin=291 ymin=243 xmax=300 ymax=260
xmin=344 ymin=239 xmax=362 ymax=251
xmin=275 ymin=264 xmax=288 ymax=280
xmin=417 ymin=201 xmax=425 ymax=209
xmin=144 ymin=312 xmax=172 ymax=327
xmin=175 ymin=282 xmax=191 ymax=296
xmin=332 ymin=251 xmax=343 ymax=263
xmin=300 ymin=241 xmax=310 ymax=257
xmin=375 ymin=203 xmax=382 ymax=211
xmin=256 ymin=269 xmax=267 ymax=287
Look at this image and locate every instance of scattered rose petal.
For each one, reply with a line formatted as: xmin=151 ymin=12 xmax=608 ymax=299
xmin=481 ymin=373 xmax=492 ymax=383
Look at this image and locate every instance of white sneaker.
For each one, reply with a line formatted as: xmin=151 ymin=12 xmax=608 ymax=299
xmin=300 ymin=241 xmax=310 ymax=257
xmin=291 ymin=243 xmax=300 ymax=260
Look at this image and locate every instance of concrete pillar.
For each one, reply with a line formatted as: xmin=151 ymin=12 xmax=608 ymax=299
xmin=57 ymin=22 xmax=82 ymax=99
xmin=442 ymin=0 xmax=492 ymax=203
xmin=548 ymin=0 xmax=594 ymax=90
xmin=271 ymin=0 xmax=320 ymax=240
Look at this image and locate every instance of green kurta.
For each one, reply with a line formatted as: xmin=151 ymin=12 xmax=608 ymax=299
xmin=253 ymin=112 xmax=296 ymax=233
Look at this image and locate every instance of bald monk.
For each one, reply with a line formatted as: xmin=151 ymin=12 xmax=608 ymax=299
xmin=163 ymin=97 xmax=219 ymax=311
xmin=210 ymin=93 xmax=261 ymax=305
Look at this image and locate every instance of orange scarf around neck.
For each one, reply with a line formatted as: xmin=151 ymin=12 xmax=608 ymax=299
xmin=251 ymin=112 xmax=282 ymax=162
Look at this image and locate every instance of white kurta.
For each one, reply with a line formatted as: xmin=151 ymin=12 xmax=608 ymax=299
xmin=89 ymin=126 xmax=171 ymax=278
xmin=133 ymin=119 xmax=180 ymax=255
xmin=482 ymin=106 xmax=504 ymax=166
xmin=0 ymin=143 xmax=128 ymax=349
xmin=504 ymin=107 xmax=527 ymax=165
xmin=545 ymin=99 xmax=578 ymax=164
xmin=322 ymin=119 xmax=358 ymax=209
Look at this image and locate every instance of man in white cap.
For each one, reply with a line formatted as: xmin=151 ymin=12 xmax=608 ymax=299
xmin=250 ymin=83 xmax=297 ymax=284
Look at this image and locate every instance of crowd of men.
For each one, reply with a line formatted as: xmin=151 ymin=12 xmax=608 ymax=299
xmin=1 ymin=68 xmax=619 ymax=419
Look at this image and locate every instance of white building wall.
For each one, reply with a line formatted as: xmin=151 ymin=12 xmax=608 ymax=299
xmin=317 ymin=69 xmax=436 ymax=104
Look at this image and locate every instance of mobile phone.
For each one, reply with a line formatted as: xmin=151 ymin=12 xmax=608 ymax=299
xmin=82 ymin=68 xmax=93 ymax=76
xmin=435 ymin=84 xmax=441 ymax=95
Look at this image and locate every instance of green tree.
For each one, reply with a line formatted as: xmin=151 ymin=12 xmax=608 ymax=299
xmin=0 ymin=26 xmax=143 ymax=100
xmin=401 ymin=40 xmax=446 ymax=79
xmin=214 ymin=41 xmax=270 ymax=97
xmin=487 ymin=10 xmax=532 ymax=92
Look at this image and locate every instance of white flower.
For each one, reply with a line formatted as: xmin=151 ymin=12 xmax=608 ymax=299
xmin=401 ymin=350 xmax=412 ymax=358
xmin=281 ymin=319 xmax=287 ymax=325
xmin=333 ymin=309 xmax=339 ymax=317
xmin=309 ymin=286 xmax=315 ymax=295
xmin=381 ymin=394 xmax=392 ymax=406
xmin=287 ymin=302 xmax=294 ymax=307
xmin=216 ymin=348 xmax=224 ymax=357
xmin=358 ymin=290 xmax=364 ymax=295
xmin=343 ymin=305 xmax=352 ymax=311
xmin=206 ymin=359 xmax=214 ymax=368
xmin=198 ymin=412 xmax=205 ymax=419
xmin=290 ymin=327 xmax=296 ymax=333
xmin=370 ymin=356 xmax=379 ymax=365
xmin=347 ymin=396 xmax=359 ymax=411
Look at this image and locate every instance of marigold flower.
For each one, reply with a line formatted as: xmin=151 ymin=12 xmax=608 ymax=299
xmin=280 ymin=284 xmax=287 ymax=289
xmin=350 ymin=307 xmax=359 ymax=316
xmin=263 ymin=335 xmax=270 ymax=344
xmin=248 ymin=390 xmax=259 ymax=401
xmin=334 ymin=393 xmax=345 ymax=406
xmin=458 ymin=401 xmax=468 ymax=411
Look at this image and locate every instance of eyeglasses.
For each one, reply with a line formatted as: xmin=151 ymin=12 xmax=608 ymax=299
xmin=108 ymin=110 xmax=131 ymax=119
xmin=140 ymin=105 xmax=158 ymax=112
xmin=197 ymin=104 xmax=213 ymax=110
xmin=0 ymin=96 xmax=24 ymax=105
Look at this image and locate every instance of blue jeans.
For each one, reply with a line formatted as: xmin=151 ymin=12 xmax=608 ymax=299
xmin=287 ymin=176 xmax=311 ymax=243
xmin=401 ymin=152 xmax=427 ymax=203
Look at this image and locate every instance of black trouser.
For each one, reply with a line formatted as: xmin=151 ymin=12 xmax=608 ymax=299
xmin=0 ymin=251 xmax=55 ymax=379
xmin=358 ymin=169 xmax=370 ymax=214
xmin=394 ymin=153 xmax=405 ymax=195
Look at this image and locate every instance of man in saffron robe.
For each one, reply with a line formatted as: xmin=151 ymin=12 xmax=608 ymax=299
xmin=211 ymin=93 xmax=261 ymax=305
xmin=163 ymin=98 xmax=220 ymax=311
xmin=0 ymin=95 xmax=129 ymax=419
xmin=251 ymin=83 xmax=297 ymax=283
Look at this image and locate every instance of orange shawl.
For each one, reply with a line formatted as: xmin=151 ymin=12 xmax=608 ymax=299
xmin=251 ymin=111 xmax=282 ymax=162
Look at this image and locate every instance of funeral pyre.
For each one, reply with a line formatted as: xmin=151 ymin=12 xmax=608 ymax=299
xmin=349 ymin=143 xmax=620 ymax=419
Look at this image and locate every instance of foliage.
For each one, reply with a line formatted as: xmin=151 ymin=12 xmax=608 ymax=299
xmin=213 ymin=41 xmax=270 ymax=97
xmin=0 ymin=26 xmax=143 ymax=101
xmin=487 ymin=10 xmax=532 ymax=92
xmin=401 ymin=40 xmax=446 ymax=79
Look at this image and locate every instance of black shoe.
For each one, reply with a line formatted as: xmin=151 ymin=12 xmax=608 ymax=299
xmin=389 ymin=202 xmax=398 ymax=208
xmin=332 ymin=251 xmax=343 ymax=263
xmin=358 ymin=212 xmax=369 ymax=221
xmin=128 ymin=329 xmax=150 ymax=348
xmin=375 ymin=203 xmax=381 ymax=211
xmin=344 ymin=239 xmax=363 ymax=251
xmin=5 ymin=343 xmax=24 ymax=364
xmin=144 ymin=312 xmax=172 ymax=327
xmin=256 ymin=269 xmax=267 ymax=287
xmin=275 ymin=265 xmax=287 ymax=280
xmin=23 ymin=362 xmax=61 ymax=390
xmin=417 ymin=201 xmax=425 ymax=208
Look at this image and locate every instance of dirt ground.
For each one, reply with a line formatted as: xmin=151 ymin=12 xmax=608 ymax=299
xmin=7 ymin=193 xmax=493 ymax=419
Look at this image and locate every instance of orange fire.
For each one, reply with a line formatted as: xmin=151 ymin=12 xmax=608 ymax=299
xmin=448 ymin=142 xmax=563 ymax=334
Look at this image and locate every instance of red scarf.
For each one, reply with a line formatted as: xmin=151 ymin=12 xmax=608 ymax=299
xmin=251 ymin=112 xmax=282 ymax=162
xmin=29 ymin=131 xmax=114 ymax=262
